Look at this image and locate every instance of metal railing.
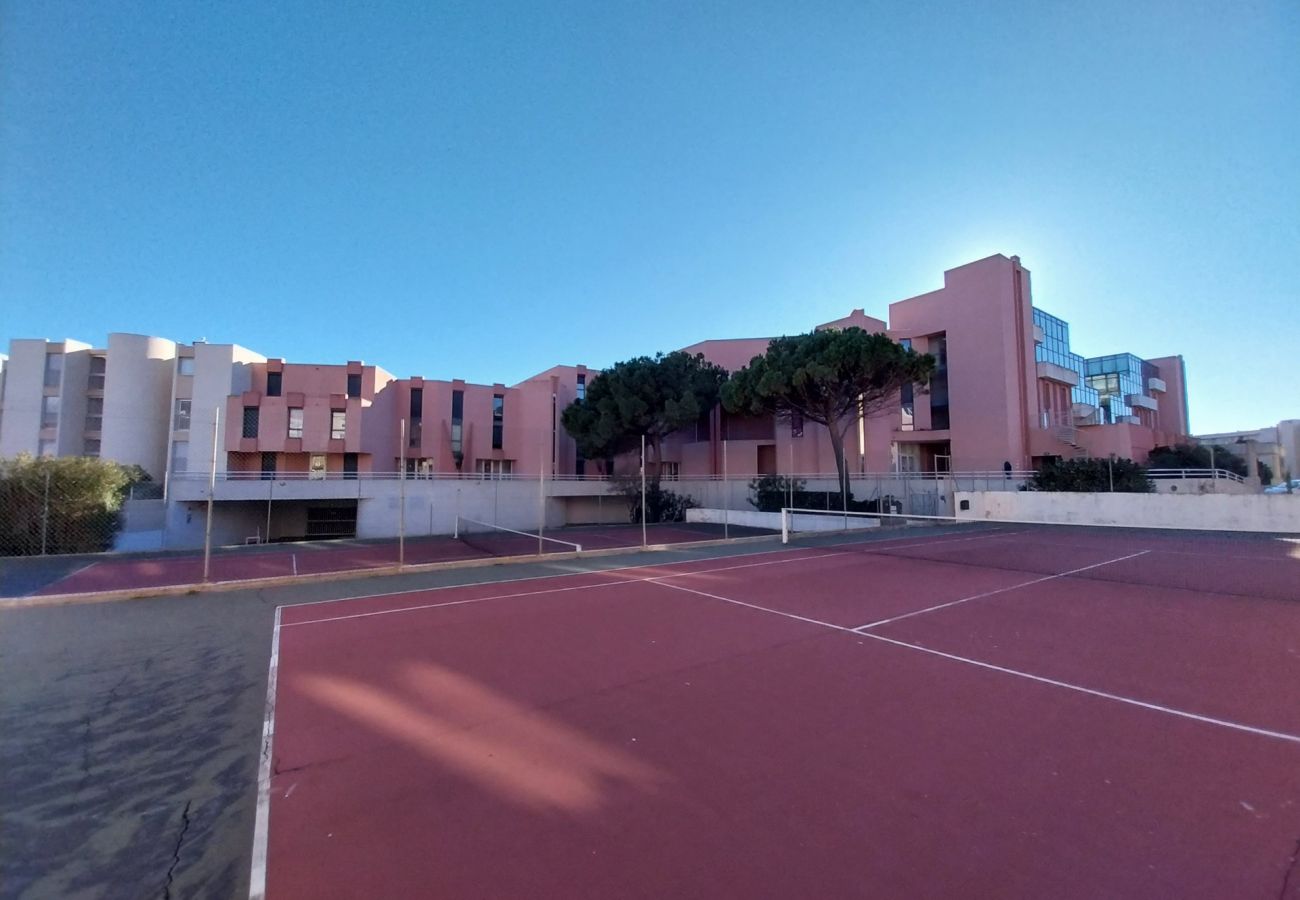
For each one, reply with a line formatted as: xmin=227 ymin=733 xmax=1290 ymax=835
xmin=169 ymin=469 xmax=1045 ymax=484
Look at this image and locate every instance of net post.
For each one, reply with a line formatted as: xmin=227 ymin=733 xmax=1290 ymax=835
xmin=781 ymin=508 xmax=789 ymax=544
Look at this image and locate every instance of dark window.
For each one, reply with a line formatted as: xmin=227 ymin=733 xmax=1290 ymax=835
xmin=409 ymin=387 xmax=423 ymax=447
xmin=576 ymin=374 xmax=586 ymax=401
xmin=347 ymin=373 xmax=362 ymax=397
xmin=451 ymin=390 xmax=464 ymax=460
xmin=575 ymin=455 xmax=585 ymax=476
xmin=267 ymin=371 xmax=282 ymax=397
xmin=260 ymin=452 xmax=276 ymax=479
xmin=343 ymin=453 xmax=358 ymax=479
xmin=900 ymin=382 xmax=914 ymax=431
xmin=242 ymin=407 xmax=259 ymax=438
xmin=790 ymin=411 xmax=804 ymax=438
xmin=492 ymin=394 xmax=504 ymax=449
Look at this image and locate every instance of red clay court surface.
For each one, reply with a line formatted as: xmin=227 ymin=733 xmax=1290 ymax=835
xmin=32 ymin=522 xmax=763 ymax=596
xmin=253 ymin=526 xmax=1300 ymax=899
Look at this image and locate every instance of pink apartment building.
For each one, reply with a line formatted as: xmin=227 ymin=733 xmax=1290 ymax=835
xmin=1 ymin=254 xmax=1193 ymax=542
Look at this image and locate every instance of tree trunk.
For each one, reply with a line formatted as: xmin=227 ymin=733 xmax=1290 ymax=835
xmin=826 ymin=419 xmax=852 ymax=502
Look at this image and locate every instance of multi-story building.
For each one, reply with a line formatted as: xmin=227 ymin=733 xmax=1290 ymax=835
xmin=1 ymin=254 xmax=1197 ymax=542
xmin=1195 ymin=420 xmax=1300 ymax=484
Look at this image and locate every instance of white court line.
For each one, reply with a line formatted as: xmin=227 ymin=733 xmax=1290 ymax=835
xmin=248 ymin=605 xmax=281 ymax=900
xmin=280 ymin=552 xmax=842 ymax=628
xmin=279 ymin=527 xmax=1030 ymax=628
xmin=852 ymin=550 xmax=1151 ymax=631
xmin=276 ymin=523 xmax=1006 ymax=613
xmin=644 ymin=579 xmax=1300 ymax=745
xmin=822 ymin=528 xmax=1028 ymax=555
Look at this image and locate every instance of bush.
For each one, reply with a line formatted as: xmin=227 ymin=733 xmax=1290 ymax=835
xmin=613 ymin=478 xmax=699 ymax=523
xmin=747 ymin=474 xmax=897 ymax=514
xmin=0 ymin=455 xmax=147 ymax=556
xmin=1029 ymin=457 xmax=1153 ymax=493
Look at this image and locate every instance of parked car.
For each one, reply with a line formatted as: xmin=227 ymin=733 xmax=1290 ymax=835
xmin=1263 ymin=479 xmax=1300 ymax=494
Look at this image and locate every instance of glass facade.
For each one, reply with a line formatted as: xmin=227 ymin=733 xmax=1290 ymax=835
xmin=1083 ymin=353 xmax=1155 ymax=424
xmin=1032 ymin=308 xmax=1098 ymax=408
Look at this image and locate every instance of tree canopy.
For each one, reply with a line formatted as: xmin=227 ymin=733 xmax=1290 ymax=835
xmin=560 ymin=351 xmax=729 ymax=479
xmin=722 ymin=328 xmax=935 ymax=493
xmin=0 ymin=454 xmax=148 ymax=555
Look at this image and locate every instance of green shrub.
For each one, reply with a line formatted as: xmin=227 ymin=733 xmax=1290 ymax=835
xmin=1028 ymin=457 xmax=1153 ymax=493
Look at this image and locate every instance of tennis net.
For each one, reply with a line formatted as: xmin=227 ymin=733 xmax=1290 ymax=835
xmin=454 ymin=516 xmax=583 ymax=558
xmin=778 ymin=507 xmax=1300 ymax=601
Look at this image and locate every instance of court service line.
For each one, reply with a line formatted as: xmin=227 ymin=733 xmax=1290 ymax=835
xmin=248 ymin=606 xmax=282 ymax=900
xmin=279 ymin=552 xmax=842 ymax=627
xmin=278 ymin=528 xmax=1032 ymax=627
xmin=645 ymin=579 xmax=1300 ymax=745
xmin=851 ymin=550 xmax=1151 ymax=631
xmin=273 ymin=525 xmax=1012 ymax=619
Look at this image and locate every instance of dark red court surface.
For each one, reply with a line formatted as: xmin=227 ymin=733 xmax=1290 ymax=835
xmin=34 ymin=523 xmax=758 ymax=596
xmin=254 ymin=529 xmax=1300 ymax=899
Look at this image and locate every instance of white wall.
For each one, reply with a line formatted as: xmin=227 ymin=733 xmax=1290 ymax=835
xmin=0 ymin=339 xmax=48 ymax=456
xmin=100 ymin=334 xmax=177 ymax=477
xmin=955 ymin=491 xmax=1300 ymax=533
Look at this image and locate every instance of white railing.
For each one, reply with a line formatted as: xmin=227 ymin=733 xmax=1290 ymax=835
xmin=170 ymin=469 xmax=1044 ymax=484
xmin=1147 ymin=468 xmax=1245 ymax=484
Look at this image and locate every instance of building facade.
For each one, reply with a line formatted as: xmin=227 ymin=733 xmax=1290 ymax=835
xmin=1 ymin=254 xmax=1197 ymax=542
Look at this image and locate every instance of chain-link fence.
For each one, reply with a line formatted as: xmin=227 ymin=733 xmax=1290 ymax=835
xmin=0 ymin=456 xmax=145 ymax=557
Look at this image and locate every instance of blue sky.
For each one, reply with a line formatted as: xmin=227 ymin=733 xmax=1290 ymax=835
xmin=2 ymin=1 xmax=1296 ymax=434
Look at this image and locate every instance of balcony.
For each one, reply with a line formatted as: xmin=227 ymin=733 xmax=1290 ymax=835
xmin=1148 ymin=376 xmax=1167 ymax=393
xmin=1126 ymin=393 xmax=1159 ymax=411
xmin=1036 ymin=361 xmax=1081 ymax=386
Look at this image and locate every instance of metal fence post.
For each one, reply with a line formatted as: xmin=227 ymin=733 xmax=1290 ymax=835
xmin=202 ymin=406 xmax=219 ymax=582
xmin=399 ymin=420 xmax=406 ymax=567
xmin=40 ymin=469 xmax=51 ymax=556
xmin=640 ymin=434 xmax=647 ymax=548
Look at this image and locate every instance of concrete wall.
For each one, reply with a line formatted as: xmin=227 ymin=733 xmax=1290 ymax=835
xmin=0 ymin=339 xmax=49 ymax=456
xmin=955 ymin=490 xmax=1300 ymax=534
xmin=100 ymin=334 xmax=177 ymax=478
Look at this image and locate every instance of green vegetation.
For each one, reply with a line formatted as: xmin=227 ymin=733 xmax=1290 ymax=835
xmin=1029 ymin=457 xmax=1153 ymax=493
xmin=561 ymin=352 xmax=728 ymax=484
xmin=612 ymin=478 xmax=699 ymax=524
xmin=723 ymin=329 xmax=934 ymax=497
xmin=0 ymin=455 xmax=151 ymax=556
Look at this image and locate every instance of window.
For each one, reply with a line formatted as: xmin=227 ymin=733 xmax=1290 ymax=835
xmin=88 ymin=355 xmax=106 ymax=391
xmin=41 ymin=395 xmax=60 ymax=429
xmin=450 ymin=390 xmax=464 ymax=459
xmin=899 ymin=382 xmax=914 ymax=431
xmin=343 ymin=453 xmax=358 ymax=479
xmin=177 ymin=356 xmax=195 ymax=376
xmin=83 ymin=438 xmax=101 ymax=457
xmin=492 ymin=394 xmax=504 ymax=449
xmin=242 ymin=406 xmax=259 ymax=439
xmin=308 ymin=455 xmax=327 ymax=479
xmin=576 ymin=373 xmax=586 ymax=401
xmin=660 ymin=461 xmax=680 ymax=480
xmin=267 ymin=371 xmax=282 ymax=397
xmin=476 ymin=459 xmax=513 ymax=479
xmin=38 ymin=438 xmax=56 ymax=457
xmin=790 ymin=411 xmax=804 ymax=438
xmin=85 ymin=397 xmax=104 ymax=433
xmin=409 ymin=388 xmax=423 ymax=447
xmin=174 ymin=398 xmax=191 ymax=431
xmin=347 ymin=373 xmax=362 ymax=397
xmin=43 ymin=352 xmax=63 ymax=388
xmin=261 ymin=452 xmax=277 ymax=479
xmin=331 ymin=410 xmax=346 ymax=440
xmin=287 ymin=408 xmax=304 ymax=439
xmin=171 ymin=440 xmax=189 ymax=473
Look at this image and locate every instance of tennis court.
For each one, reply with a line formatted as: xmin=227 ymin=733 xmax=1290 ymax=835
xmin=252 ymin=520 xmax=1300 ymax=899
xmin=29 ymin=521 xmax=774 ymax=597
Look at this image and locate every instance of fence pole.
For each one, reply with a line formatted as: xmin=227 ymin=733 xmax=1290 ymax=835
xmin=723 ymin=440 xmax=729 ymax=540
xmin=538 ymin=441 xmax=545 ymax=555
xmin=265 ymin=478 xmax=273 ymax=545
xmin=40 ymin=469 xmax=51 ymax=556
xmin=399 ymin=420 xmax=406 ymax=567
xmin=202 ymin=406 xmax=219 ymax=582
xmin=640 ymin=434 xmax=647 ymax=548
